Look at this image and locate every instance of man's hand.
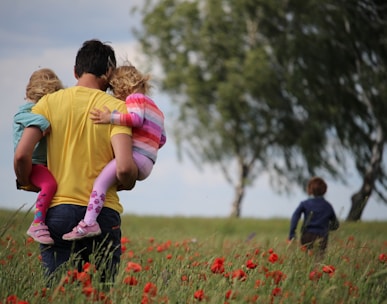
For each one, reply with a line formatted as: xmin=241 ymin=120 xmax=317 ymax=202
xmin=117 ymin=181 xmax=136 ymax=192
xmin=16 ymin=180 xmax=40 ymax=193
xmin=90 ymin=106 xmax=112 ymax=124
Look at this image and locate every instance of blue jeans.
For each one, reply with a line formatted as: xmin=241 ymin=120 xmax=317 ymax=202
xmin=40 ymin=204 xmax=121 ymax=284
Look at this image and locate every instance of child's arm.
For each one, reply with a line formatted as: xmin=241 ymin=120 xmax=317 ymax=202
xmin=14 ymin=111 xmax=50 ymax=135
xmin=90 ymin=106 xmax=112 ymax=124
xmin=329 ymin=211 xmax=340 ymax=230
xmin=90 ymin=106 xmax=143 ymax=126
xmin=90 ymin=94 xmax=145 ymax=127
xmin=288 ymin=203 xmax=304 ymax=240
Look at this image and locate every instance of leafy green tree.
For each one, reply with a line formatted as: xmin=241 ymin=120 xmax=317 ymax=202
xmin=134 ymin=0 xmax=387 ymax=219
xmin=279 ymin=1 xmax=387 ymax=220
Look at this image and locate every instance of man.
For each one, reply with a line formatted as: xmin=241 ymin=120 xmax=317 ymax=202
xmin=14 ymin=39 xmax=138 ymax=283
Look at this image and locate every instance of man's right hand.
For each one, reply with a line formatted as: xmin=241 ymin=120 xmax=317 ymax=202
xmin=117 ymin=181 xmax=136 ymax=191
xmin=16 ymin=180 xmax=40 ymax=193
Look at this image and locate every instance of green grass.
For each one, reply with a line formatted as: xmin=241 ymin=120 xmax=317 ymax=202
xmin=0 ymin=208 xmax=386 ymax=303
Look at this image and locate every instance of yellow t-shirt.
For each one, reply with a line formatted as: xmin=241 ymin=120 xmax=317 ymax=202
xmin=32 ymin=86 xmax=131 ymax=213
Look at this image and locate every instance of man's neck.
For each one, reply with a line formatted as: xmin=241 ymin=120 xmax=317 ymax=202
xmin=76 ymin=73 xmax=107 ymax=90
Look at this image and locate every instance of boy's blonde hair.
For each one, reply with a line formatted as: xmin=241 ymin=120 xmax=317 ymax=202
xmin=26 ymin=68 xmax=64 ymax=103
xmin=307 ymin=176 xmax=327 ymax=197
xmin=109 ymin=64 xmax=151 ymax=101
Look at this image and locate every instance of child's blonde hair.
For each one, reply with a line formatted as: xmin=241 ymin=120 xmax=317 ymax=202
xmin=26 ymin=68 xmax=64 ymax=103
xmin=109 ymin=64 xmax=151 ymax=101
xmin=307 ymin=176 xmax=327 ymax=197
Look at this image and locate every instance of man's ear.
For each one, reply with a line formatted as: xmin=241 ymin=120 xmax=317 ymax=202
xmin=74 ymin=66 xmax=79 ymax=79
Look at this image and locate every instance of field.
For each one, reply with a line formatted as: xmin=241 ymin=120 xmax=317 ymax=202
xmin=0 ymin=208 xmax=386 ymax=303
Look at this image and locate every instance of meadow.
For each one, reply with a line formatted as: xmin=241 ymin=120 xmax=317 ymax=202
xmin=0 ymin=208 xmax=386 ymax=303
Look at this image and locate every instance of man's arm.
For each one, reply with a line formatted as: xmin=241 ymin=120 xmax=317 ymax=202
xmin=111 ymin=134 xmax=137 ymax=190
xmin=14 ymin=127 xmax=42 ymax=186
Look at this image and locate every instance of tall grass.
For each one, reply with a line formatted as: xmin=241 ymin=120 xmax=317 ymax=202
xmin=0 ymin=208 xmax=386 ymax=303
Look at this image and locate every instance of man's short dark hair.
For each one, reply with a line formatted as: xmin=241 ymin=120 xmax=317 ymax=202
xmin=74 ymin=39 xmax=116 ymax=78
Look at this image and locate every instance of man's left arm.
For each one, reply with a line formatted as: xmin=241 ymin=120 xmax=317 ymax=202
xmin=14 ymin=127 xmax=43 ymax=186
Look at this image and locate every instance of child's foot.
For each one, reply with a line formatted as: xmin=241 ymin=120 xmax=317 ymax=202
xmin=62 ymin=220 xmax=101 ymax=241
xmin=27 ymin=223 xmax=54 ymax=245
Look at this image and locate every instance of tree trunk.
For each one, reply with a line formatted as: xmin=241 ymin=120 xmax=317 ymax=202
xmin=230 ymin=162 xmax=249 ymax=218
xmin=230 ymin=183 xmax=245 ymax=218
xmin=346 ymin=126 xmax=384 ymax=221
xmin=346 ymin=181 xmax=372 ymax=221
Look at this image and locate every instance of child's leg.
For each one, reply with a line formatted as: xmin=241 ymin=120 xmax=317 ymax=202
xmin=29 ymin=164 xmax=57 ymax=225
xmin=27 ymin=164 xmax=56 ymax=245
xmin=83 ymin=159 xmax=118 ymax=226
xmin=133 ymin=151 xmax=154 ymax=181
xmin=63 ymin=160 xmax=118 ymax=240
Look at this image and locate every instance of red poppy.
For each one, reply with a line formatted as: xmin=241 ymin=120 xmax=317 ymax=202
xmin=65 ymin=269 xmax=80 ymax=283
xmin=255 ymin=279 xmax=264 ymax=288
xmin=379 ymin=253 xmax=387 ymax=263
xmin=272 ymin=287 xmax=282 ymax=296
xmin=126 ymin=261 xmax=142 ymax=273
xmin=121 ymin=236 xmax=130 ymax=244
xmin=143 ymin=282 xmax=157 ymax=296
xmin=269 ymin=270 xmax=286 ymax=285
xmin=322 ymin=265 xmax=336 ymax=277
xmin=141 ymin=294 xmax=150 ymax=304
xmin=268 ymin=253 xmax=278 ymax=263
xmin=194 ymin=289 xmax=205 ymax=301
xmin=6 ymin=295 xmax=18 ymax=303
xmin=211 ymin=257 xmax=225 ymax=274
xmin=344 ymin=281 xmax=359 ymax=296
xmin=82 ymin=262 xmax=96 ymax=273
xmin=123 ymin=276 xmax=138 ymax=285
xmin=322 ymin=265 xmax=335 ymax=274
xmin=309 ymin=270 xmax=323 ymax=281
xmin=82 ymin=286 xmax=97 ymax=297
xmin=77 ymin=271 xmax=91 ymax=286
xmin=246 ymin=259 xmax=257 ymax=269
xmin=231 ymin=269 xmax=247 ymax=281
xmin=225 ymin=289 xmax=237 ymax=300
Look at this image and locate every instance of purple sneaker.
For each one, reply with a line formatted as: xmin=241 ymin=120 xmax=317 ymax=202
xmin=62 ymin=220 xmax=101 ymax=241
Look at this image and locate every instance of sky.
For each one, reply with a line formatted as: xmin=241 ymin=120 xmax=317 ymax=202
xmin=0 ymin=0 xmax=386 ymax=221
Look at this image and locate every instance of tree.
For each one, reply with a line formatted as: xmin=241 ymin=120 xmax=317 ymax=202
xmin=279 ymin=1 xmax=387 ymax=221
xmin=134 ymin=0 xmax=387 ymax=219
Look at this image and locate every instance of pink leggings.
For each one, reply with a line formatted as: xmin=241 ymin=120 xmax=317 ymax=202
xmin=83 ymin=152 xmax=153 ymax=225
xmin=29 ymin=164 xmax=57 ymax=224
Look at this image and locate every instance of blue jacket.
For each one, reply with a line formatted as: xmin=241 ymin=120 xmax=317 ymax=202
xmin=13 ymin=102 xmax=50 ymax=165
xmin=289 ymin=196 xmax=339 ymax=240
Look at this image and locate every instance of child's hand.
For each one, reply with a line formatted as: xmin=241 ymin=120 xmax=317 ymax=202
xmin=90 ymin=106 xmax=111 ymax=124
